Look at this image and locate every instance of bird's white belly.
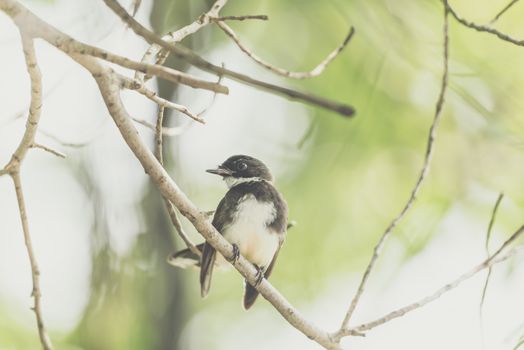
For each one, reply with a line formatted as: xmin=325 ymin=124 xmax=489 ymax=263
xmin=221 ymin=195 xmax=279 ymax=268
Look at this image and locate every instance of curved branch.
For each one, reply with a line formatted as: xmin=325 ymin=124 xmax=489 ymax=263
xmin=2 ymin=28 xmax=54 ymax=350
xmin=215 ymin=21 xmax=355 ymax=79
xmin=445 ymin=0 xmax=524 ymax=46
xmin=335 ymin=4 xmax=450 ymax=337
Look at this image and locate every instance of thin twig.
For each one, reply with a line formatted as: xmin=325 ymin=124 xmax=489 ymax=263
xmin=196 ymin=63 xmax=224 ymax=117
xmin=38 ymin=128 xmax=94 ymax=148
xmin=490 ymin=0 xmax=520 ymax=24
xmin=445 ymin=0 xmax=524 ymax=46
xmin=335 ymin=6 xmax=450 ymax=338
xmin=132 ymin=117 xmax=186 ymax=136
xmin=135 ymin=0 xmax=227 ymax=82
xmin=12 ymin=172 xmax=53 ymax=350
xmin=130 ymin=0 xmax=141 ymax=17
xmin=343 ymin=238 xmax=524 ymax=336
xmin=103 ymin=0 xmax=355 ymax=117
xmin=479 ymin=193 xmax=504 ymax=318
xmin=119 ymin=75 xmax=205 ymax=123
xmin=31 ymin=143 xmax=66 ymax=158
xmin=214 ymin=15 xmax=268 ymax=21
xmin=153 ymin=107 xmax=202 ymax=258
xmin=215 ymin=21 xmax=355 ymax=79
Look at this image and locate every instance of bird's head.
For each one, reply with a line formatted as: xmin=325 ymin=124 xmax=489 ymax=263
xmin=206 ymin=155 xmax=273 ymax=187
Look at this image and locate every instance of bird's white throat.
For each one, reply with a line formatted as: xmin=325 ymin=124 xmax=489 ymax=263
xmin=224 ymin=176 xmax=264 ymax=188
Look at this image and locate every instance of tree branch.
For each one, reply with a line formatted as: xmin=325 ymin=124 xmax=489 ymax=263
xmin=342 ymin=230 xmax=524 ymax=336
xmin=334 ymin=4 xmax=450 ymax=338
xmin=1 ymin=28 xmax=54 ymax=350
xmin=490 ymin=0 xmax=520 ymax=24
xmin=214 ymin=21 xmax=355 ymax=79
xmin=445 ymin=0 xmax=524 ymax=46
xmin=119 ymin=75 xmax=205 ymax=124
xmin=136 ymin=0 xmax=227 ymax=83
xmin=479 ymin=193 xmax=504 ymax=319
xmin=31 ymin=143 xmax=66 ymax=158
xmin=153 ymin=106 xmax=202 ymax=257
xmin=3 ymin=2 xmax=227 ymax=94
xmin=67 ymin=52 xmax=341 ymax=348
xmin=103 ymin=0 xmax=355 ymax=117
xmin=214 ymin=15 xmax=268 ymax=21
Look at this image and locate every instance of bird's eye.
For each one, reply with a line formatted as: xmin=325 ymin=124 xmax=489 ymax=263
xmin=237 ymin=162 xmax=247 ymax=171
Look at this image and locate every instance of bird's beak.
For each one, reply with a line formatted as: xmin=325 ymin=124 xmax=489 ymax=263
xmin=206 ymin=166 xmax=233 ymax=177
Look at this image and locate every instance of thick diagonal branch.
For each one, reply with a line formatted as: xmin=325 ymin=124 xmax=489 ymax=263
xmin=62 ymin=50 xmax=341 ymax=348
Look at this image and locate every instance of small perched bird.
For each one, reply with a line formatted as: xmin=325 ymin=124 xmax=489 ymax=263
xmin=168 ymin=155 xmax=288 ymax=309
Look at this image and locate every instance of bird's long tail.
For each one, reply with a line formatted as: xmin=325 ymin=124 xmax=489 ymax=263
xmin=199 ymin=242 xmax=217 ymax=298
xmin=167 ymin=243 xmax=204 ymax=269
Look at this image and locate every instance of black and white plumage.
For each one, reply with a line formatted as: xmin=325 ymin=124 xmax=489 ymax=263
xmin=168 ymin=155 xmax=288 ymax=309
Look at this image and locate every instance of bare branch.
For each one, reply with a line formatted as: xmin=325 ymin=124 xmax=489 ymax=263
xmin=103 ymin=0 xmax=355 ymax=117
xmin=153 ymin=106 xmax=202 ymax=257
xmin=132 ymin=117 xmax=186 ymax=136
xmin=490 ymin=0 xmax=520 ymax=24
xmin=31 ymin=143 xmax=66 ymax=158
xmin=130 ymin=0 xmax=141 ymax=17
xmin=335 ymin=5 xmax=450 ymax=337
xmin=38 ymin=128 xmax=94 ymax=148
xmin=60 ymin=44 xmax=340 ymax=347
xmin=12 ymin=172 xmax=53 ymax=350
xmin=6 ymin=30 xmax=53 ymax=350
xmin=343 ymin=236 xmax=524 ymax=336
xmin=119 ymin=75 xmax=205 ymax=123
xmin=135 ymin=0 xmax=227 ymax=82
xmin=445 ymin=0 xmax=524 ymax=46
xmin=2 ymin=4 xmax=227 ymax=94
xmin=479 ymin=193 xmax=504 ymax=317
xmin=215 ymin=21 xmax=355 ymax=79
xmin=214 ymin=15 xmax=268 ymax=21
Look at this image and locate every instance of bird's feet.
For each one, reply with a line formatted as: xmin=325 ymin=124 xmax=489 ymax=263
xmin=228 ymin=243 xmax=240 ymax=264
xmin=254 ymin=266 xmax=266 ymax=287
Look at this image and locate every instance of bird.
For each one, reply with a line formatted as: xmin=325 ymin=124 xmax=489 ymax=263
xmin=167 ymin=155 xmax=288 ymax=309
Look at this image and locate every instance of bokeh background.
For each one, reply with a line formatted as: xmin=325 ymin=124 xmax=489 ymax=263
xmin=1 ymin=0 xmax=524 ymax=349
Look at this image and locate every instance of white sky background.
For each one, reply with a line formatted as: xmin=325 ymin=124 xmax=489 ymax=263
xmin=0 ymin=1 xmax=523 ymax=349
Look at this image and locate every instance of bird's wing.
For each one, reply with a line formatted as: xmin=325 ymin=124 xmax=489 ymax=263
xmin=200 ymin=189 xmax=244 ymax=297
